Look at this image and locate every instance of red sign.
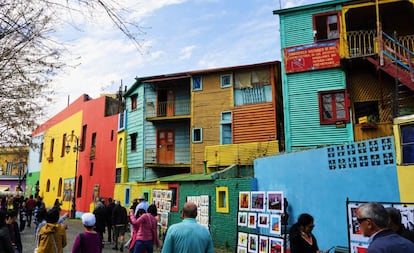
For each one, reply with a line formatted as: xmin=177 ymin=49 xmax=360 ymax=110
xmin=284 ymin=41 xmax=340 ymax=73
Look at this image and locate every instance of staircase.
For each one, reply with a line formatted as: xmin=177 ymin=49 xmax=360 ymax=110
xmin=367 ymin=32 xmax=414 ymax=91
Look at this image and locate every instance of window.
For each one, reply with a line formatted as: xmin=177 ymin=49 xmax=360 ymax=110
xmin=46 ymin=179 xmax=50 ymax=192
xmin=81 ymin=125 xmax=87 ymax=151
xmin=48 ymin=138 xmax=54 ymax=161
xmin=118 ymin=138 xmax=123 ymax=163
xmin=216 ymin=186 xmax=229 ymax=213
xmin=61 ymin=134 xmax=67 ymax=157
xmin=125 ymin=188 xmax=130 ymax=206
xmin=192 ymin=76 xmax=202 ymax=91
xmin=111 ymin=130 xmax=114 ymax=141
xmin=90 ymin=162 xmax=94 ymax=176
xmin=131 ymin=94 xmax=138 ymax=110
xmin=90 ymin=133 xmax=96 ymax=159
xmin=115 ymin=168 xmax=121 ymax=183
xmin=58 ymin=178 xmax=62 ymax=197
xmin=39 ymin=143 xmax=43 ymax=162
xmin=119 ymin=110 xmax=126 ymax=130
xmin=221 ymin=74 xmax=232 ymax=88
xmin=354 ymin=101 xmax=379 ymax=124
xmin=314 ymin=12 xmax=340 ymax=41
xmin=77 ymin=176 xmax=82 ymax=198
xmin=401 ymin=124 xmax=414 ymax=164
xmin=169 ymin=183 xmax=179 ymax=212
xmin=130 ymin=133 xmax=137 ymax=151
xmin=221 ymin=112 xmax=232 ymax=144
xmin=192 ymin=128 xmax=203 ymax=143
xmin=318 ymin=90 xmax=349 ymax=125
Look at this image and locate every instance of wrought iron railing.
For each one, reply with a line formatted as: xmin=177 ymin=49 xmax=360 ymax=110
xmin=146 ymin=100 xmax=190 ymax=118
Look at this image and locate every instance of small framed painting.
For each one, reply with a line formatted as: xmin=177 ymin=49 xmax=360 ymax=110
xmin=239 ymin=191 xmax=250 ymax=211
xmin=257 ymin=213 xmax=269 ymax=228
xmin=237 ymin=246 xmax=248 ymax=253
xmin=238 ymin=212 xmax=248 ymax=227
xmin=258 ymin=236 xmax=268 ymax=253
xmin=267 ymin=191 xmax=284 ymax=213
xmin=269 ymin=214 xmax=281 ymax=235
xmin=269 ymin=237 xmax=284 ymax=253
xmin=248 ymin=212 xmax=257 ymax=229
xmin=248 ymin=234 xmax=258 ymax=253
xmin=250 ymin=191 xmax=265 ymax=212
xmin=238 ymin=232 xmax=248 ymax=247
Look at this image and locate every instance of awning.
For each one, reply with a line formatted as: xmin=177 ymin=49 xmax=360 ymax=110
xmin=0 ymin=186 xmax=9 ymax=192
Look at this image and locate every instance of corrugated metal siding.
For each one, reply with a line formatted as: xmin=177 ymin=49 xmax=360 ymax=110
xmin=280 ymin=6 xmax=340 ymax=48
xmin=233 ymin=102 xmax=277 ymax=143
xmin=286 ymin=69 xmax=352 ymax=149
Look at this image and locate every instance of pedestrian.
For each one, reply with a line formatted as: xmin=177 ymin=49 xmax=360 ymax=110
xmin=386 ymin=207 xmax=414 ymax=243
xmin=112 ymin=200 xmax=128 ymax=252
xmin=0 ymin=209 xmax=14 ymax=253
xmin=36 ymin=207 xmax=67 ymax=253
xmin=129 ymin=204 xmax=159 ymax=253
xmin=6 ymin=209 xmax=23 ymax=253
xmin=93 ymin=199 xmax=107 ymax=247
xmin=289 ymin=213 xmax=322 ymax=253
xmin=25 ymin=195 xmax=37 ymax=228
xmin=106 ymin=197 xmax=116 ymax=243
xmin=357 ymin=202 xmax=414 ymax=252
xmin=18 ymin=201 xmax=27 ymax=232
xmin=161 ymin=202 xmax=214 ymax=253
xmin=71 ymin=213 xmax=102 ymax=253
xmin=135 ymin=196 xmax=149 ymax=215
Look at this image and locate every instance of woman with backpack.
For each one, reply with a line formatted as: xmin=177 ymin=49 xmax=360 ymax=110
xmin=72 ymin=213 xmax=102 ymax=253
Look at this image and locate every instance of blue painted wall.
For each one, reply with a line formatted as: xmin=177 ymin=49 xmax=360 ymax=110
xmin=254 ymin=136 xmax=399 ymax=249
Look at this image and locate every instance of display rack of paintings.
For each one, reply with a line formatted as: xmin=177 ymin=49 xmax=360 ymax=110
xmin=187 ymin=195 xmax=210 ymax=229
xmin=347 ymin=200 xmax=414 ymax=253
xmin=152 ymin=189 xmax=173 ymax=229
xmin=237 ymin=191 xmax=286 ymax=253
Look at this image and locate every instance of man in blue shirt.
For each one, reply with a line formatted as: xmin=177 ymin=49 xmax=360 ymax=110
xmin=357 ymin=202 xmax=414 ymax=253
xmin=161 ymin=202 xmax=214 ymax=253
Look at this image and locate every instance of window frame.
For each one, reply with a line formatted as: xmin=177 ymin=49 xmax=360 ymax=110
xmin=192 ymin=76 xmax=203 ymax=91
xmin=400 ymin=123 xmax=414 ymax=165
xmin=313 ymin=11 xmax=340 ymax=42
xmin=216 ymin=186 xmax=229 ymax=213
xmin=130 ymin=132 xmax=138 ymax=152
xmin=131 ymin=94 xmax=138 ymax=110
xmin=220 ymin=74 xmax=233 ymax=88
xmin=318 ymin=89 xmax=350 ymax=125
xmin=169 ymin=183 xmax=179 ymax=212
xmin=220 ymin=111 xmax=232 ymax=144
xmin=192 ymin=128 xmax=203 ymax=143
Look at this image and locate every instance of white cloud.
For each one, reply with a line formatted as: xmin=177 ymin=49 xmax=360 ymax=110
xmin=179 ymin=45 xmax=197 ymax=60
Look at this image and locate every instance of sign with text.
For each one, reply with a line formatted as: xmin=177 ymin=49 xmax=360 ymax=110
xmin=284 ymin=41 xmax=340 ymax=73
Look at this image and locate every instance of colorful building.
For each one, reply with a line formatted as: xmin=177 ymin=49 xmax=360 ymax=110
xmin=274 ymin=0 xmax=414 ymax=152
xmin=0 ymin=146 xmax=28 ymax=195
xmin=30 ymin=94 xmax=121 ymax=216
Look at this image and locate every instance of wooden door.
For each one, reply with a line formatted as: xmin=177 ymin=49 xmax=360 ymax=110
xmin=167 ymin=90 xmax=175 ymax=116
xmin=158 ymin=130 xmax=174 ymax=164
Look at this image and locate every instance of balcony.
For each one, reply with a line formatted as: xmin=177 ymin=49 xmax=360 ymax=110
xmin=205 ymin=141 xmax=279 ymax=169
xmin=146 ymin=100 xmax=190 ymax=120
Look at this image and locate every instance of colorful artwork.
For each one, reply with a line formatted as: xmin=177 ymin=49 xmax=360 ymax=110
xmin=251 ymin=191 xmax=265 ymax=212
xmin=248 ymin=212 xmax=257 ymax=229
xmin=63 ymin=178 xmax=74 ymax=202
xmin=237 ymin=246 xmax=248 ymax=253
xmin=258 ymin=236 xmax=268 ymax=253
xmin=257 ymin=213 xmax=269 ymax=228
xmin=267 ymin=191 xmax=284 ymax=213
xmin=269 ymin=237 xmax=283 ymax=253
xmin=248 ymin=234 xmax=258 ymax=253
xmin=239 ymin=191 xmax=250 ymax=211
xmin=238 ymin=212 xmax=248 ymax=226
xmin=270 ymin=214 xmax=281 ymax=235
xmin=238 ymin=232 xmax=248 ymax=247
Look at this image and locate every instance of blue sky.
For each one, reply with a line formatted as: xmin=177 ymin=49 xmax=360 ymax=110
xmin=47 ymin=0 xmax=326 ymax=118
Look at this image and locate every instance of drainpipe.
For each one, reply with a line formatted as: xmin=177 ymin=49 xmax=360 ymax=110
xmin=203 ymin=160 xmax=207 ymax=174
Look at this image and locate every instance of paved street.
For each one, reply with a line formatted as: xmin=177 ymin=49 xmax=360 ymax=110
xmin=20 ymin=218 xmax=160 ymax=253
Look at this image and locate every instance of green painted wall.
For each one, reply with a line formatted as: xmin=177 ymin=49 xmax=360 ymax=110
xmin=167 ymin=178 xmax=255 ymax=251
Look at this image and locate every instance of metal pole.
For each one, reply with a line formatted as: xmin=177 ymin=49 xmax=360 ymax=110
xmin=71 ymin=136 xmax=79 ymax=218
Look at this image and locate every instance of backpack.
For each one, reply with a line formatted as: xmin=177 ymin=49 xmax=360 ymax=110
xmin=78 ymin=233 xmax=84 ymax=253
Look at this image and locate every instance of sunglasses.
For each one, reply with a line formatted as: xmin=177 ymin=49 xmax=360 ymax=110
xmin=357 ymin=217 xmax=370 ymax=224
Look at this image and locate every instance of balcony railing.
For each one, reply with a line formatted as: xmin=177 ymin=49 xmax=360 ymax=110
xmin=347 ymin=30 xmax=376 ymax=58
xmin=146 ymin=100 xmax=190 ymax=119
xmin=205 ymin=141 xmax=279 ymax=168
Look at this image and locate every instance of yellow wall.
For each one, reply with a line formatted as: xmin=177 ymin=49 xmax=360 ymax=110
xmin=393 ymin=115 xmax=414 ymax=202
xmin=113 ymin=182 xmax=169 ymax=207
xmin=39 ymin=112 xmax=82 ymax=211
xmin=116 ymin=130 xmax=128 ymax=183
xmin=191 ymin=72 xmax=234 ymax=173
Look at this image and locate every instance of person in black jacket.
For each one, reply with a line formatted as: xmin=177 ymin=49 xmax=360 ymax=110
xmin=93 ymin=200 xmax=107 ymax=248
xmin=112 ymin=200 xmax=127 ymax=252
xmin=105 ymin=197 xmax=115 ymax=243
xmin=289 ymin=213 xmax=320 ymax=253
xmin=386 ymin=207 xmax=414 ymax=243
xmin=6 ymin=209 xmax=23 ymax=253
xmin=0 ymin=210 xmax=14 ymax=253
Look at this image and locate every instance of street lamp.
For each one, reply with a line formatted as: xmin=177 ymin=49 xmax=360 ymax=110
xmin=65 ymin=133 xmax=80 ymax=218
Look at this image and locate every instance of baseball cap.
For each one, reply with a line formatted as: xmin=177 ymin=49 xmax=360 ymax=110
xmin=81 ymin=213 xmax=96 ymax=227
